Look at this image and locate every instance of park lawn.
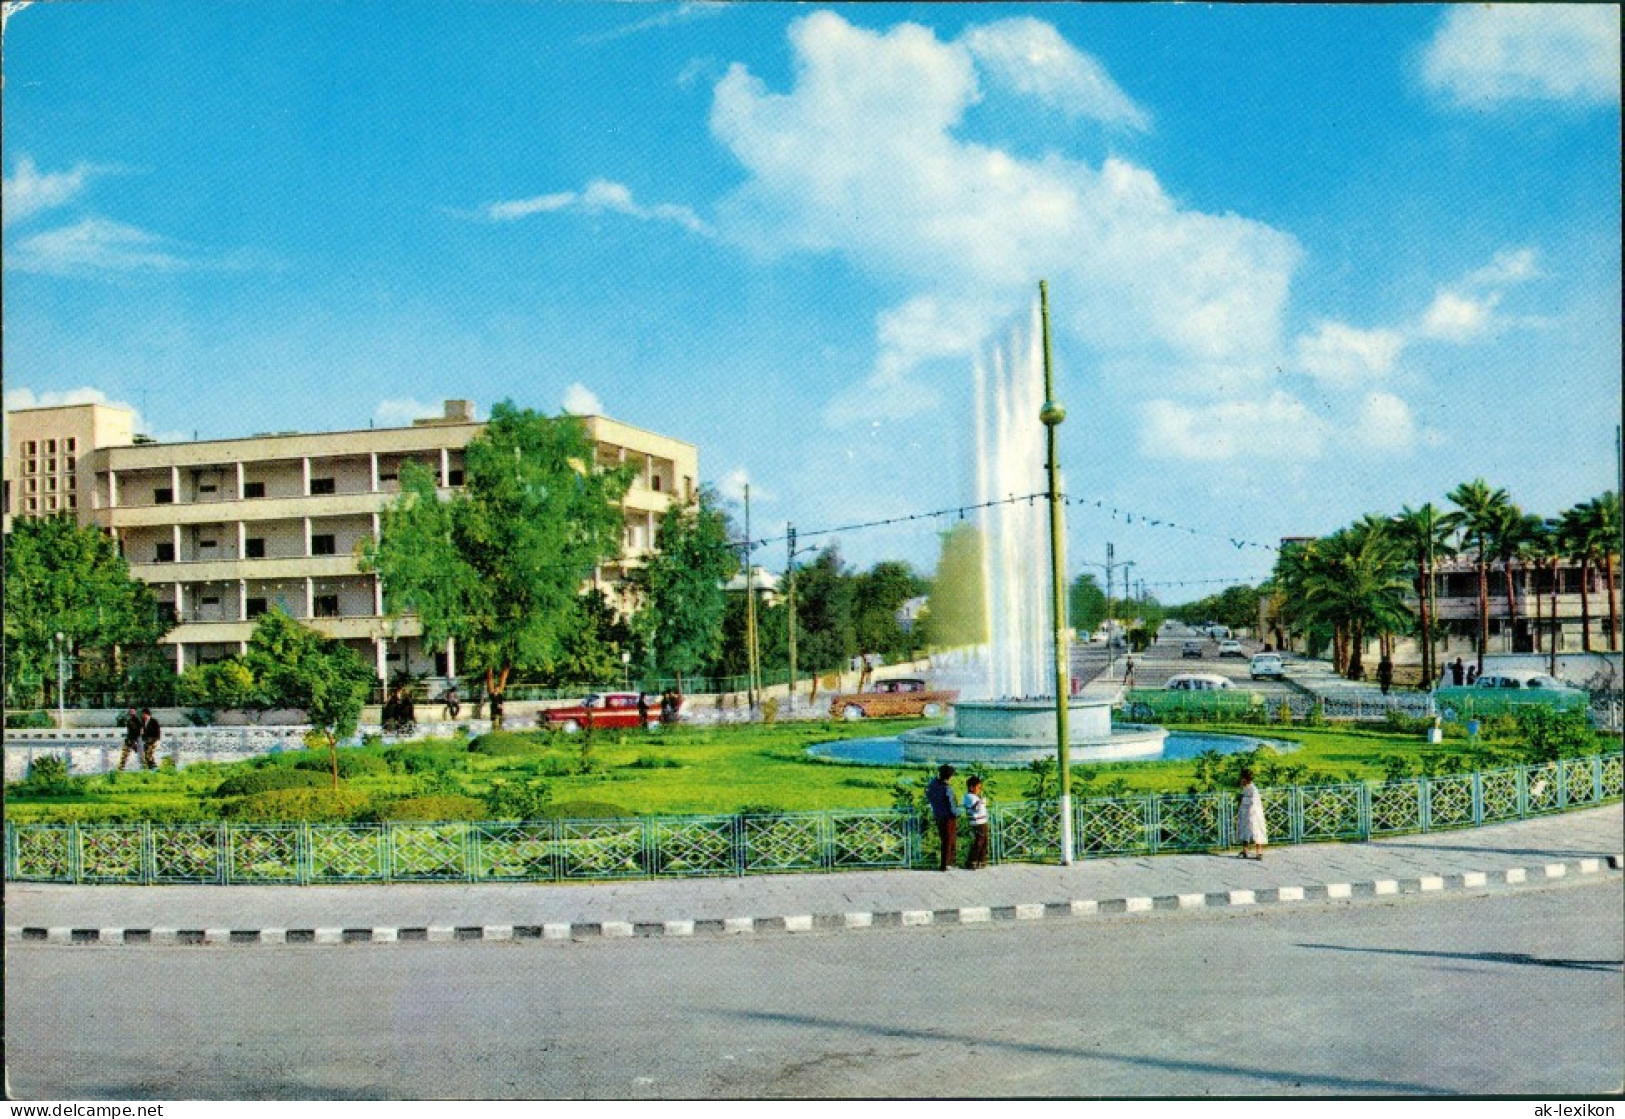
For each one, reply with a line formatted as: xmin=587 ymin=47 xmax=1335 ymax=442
xmin=5 ymin=718 xmax=1604 ymax=824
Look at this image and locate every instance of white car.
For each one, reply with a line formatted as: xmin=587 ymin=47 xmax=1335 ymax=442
xmin=1218 ymin=639 xmax=1245 ymax=658
xmin=1249 ymin=653 xmax=1285 ymax=680
xmin=1166 ymin=673 xmax=1234 ymax=691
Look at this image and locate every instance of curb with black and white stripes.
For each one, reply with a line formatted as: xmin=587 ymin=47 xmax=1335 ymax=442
xmin=9 ymin=854 xmax=1621 ymax=948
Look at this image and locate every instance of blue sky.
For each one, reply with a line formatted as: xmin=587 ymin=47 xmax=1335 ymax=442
xmin=4 ymin=3 xmax=1619 ymax=601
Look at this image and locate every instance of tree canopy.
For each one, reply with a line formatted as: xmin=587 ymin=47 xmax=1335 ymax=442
xmin=364 ymin=401 xmax=634 ymax=706
xmin=630 ymin=487 xmax=739 ymax=687
xmin=244 ymin=609 xmax=374 ymax=787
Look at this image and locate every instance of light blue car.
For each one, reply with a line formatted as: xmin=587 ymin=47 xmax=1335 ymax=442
xmin=1435 ymin=672 xmax=1588 ymax=720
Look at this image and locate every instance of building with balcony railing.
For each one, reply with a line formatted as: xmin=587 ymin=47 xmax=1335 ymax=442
xmin=1430 ymin=557 xmax=1621 ymax=656
xmin=4 ymin=399 xmax=698 ymax=682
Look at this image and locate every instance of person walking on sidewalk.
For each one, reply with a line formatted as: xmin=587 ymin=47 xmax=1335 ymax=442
xmin=1237 ymin=767 xmax=1267 ymax=860
xmin=926 ymin=764 xmax=961 ymax=871
xmin=138 ymin=708 xmax=162 ymax=771
xmin=118 ymin=706 xmax=145 ymax=771
xmin=962 ymin=774 xmax=990 ymax=869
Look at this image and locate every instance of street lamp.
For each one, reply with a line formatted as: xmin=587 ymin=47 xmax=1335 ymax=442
xmin=621 ymin=649 xmax=632 ymax=691
xmin=1038 ymin=280 xmax=1074 ymax=867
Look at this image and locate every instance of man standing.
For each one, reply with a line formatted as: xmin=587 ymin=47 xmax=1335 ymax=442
xmin=118 ymin=706 xmax=143 ymax=771
xmin=925 ymin=764 xmax=961 ymax=871
xmin=139 ymin=708 xmax=162 ymax=770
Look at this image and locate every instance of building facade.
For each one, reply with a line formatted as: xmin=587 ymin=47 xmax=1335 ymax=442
xmin=4 ymin=399 xmax=698 ymax=684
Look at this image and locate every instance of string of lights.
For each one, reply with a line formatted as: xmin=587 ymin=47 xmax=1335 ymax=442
xmin=732 ymin=490 xmax=1283 ymax=556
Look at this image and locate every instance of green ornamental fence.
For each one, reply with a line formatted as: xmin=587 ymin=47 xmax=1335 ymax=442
xmin=7 ymin=753 xmax=1620 ymax=885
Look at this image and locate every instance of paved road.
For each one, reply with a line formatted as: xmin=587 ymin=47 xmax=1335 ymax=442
xmin=6 ymin=875 xmax=1619 ymax=1099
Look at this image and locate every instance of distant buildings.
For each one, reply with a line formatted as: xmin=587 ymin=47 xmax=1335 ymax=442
xmin=4 ymin=399 xmax=698 ymax=682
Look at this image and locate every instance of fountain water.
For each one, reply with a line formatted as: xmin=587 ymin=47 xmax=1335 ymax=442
xmin=900 ymin=294 xmax=1167 ymax=767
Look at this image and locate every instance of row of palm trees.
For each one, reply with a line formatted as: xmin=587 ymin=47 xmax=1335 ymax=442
xmin=1267 ymin=483 xmax=1621 ymax=683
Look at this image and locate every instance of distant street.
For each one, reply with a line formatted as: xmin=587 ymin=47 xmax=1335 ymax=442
xmin=1074 ymin=621 xmax=1296 ymax=703
xmin=7 ymin=878 xmax=1620 ymax=1099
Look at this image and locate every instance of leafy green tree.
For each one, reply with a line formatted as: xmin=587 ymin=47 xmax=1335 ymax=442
xmin=364 ymin=401 xmax=633 ymax=723
xmin=1069 ymin=573 xmax=1107 ymax=635
xmin=630 ymin=487 xmax=738 ymax=690
xmin=852 ymin=560 xmax=928 ymax=665
xmin=1449 ymin=478 xmax=1513 ymax=672
xmin=3 ymin=514 xmax=168 ymax=708
xmin=243 ymin=609 xmax=374 ymax=788
xmin=541 ymin=591 xmax=634 ymax=688
xmin=926 ymin=523 xmax=987 ymax=649
xmin=793 ymin=546 xmax=856 ymax=674
xmin=178 ymin=659 xmax=261 ymax=714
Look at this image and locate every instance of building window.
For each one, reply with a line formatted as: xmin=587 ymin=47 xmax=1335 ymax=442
xmin=66 ymin=494 xmax=78 ymax=510
xmin=46 ymin=495 xmax=58 ymax=511
xmin=243 ymin=481 xmax=266 ymax=499
xmin=154 ymin=487 xmax=173 ymax=504
xmin=65 ymin=438 xmax=76 ymax=453
xmin=313 ymin=594 xmax=340 ymax=618
xmin=199 ymin=483 xmax=217 ymax=494
xmin=156 ymin=603 xmax=178 ymax=624
xmin=246 ymin=597 xmax=268 ymax=618
xmin=200 ymin=595 xmax=221 ymax=607
xmin=199 ymin=539 xmax=218 ymax=550
xmin=45 ymin=440 xmax=56 ymax=454
xmin=447 ymin=469 xmax=464 ymax=486
xmin=44 ymin=476 xmax=57 ymax=492
xmin=24 ymin=459 xmax=37 ymax=475
xmin=64 ymin=457 xmax=77 ymax=473
xmin=309 ymin=477 xmax=336 ymax=495
xmin=25 ymin=479 xmax=37 ymax=494
xmin=311 ymin=534 xmax=337 ymax=556
xmin=245 ymin=538 xmax=266 ymax=559
xmin=22 ymin=441 xmax=36 ymax=455
xmin=652 ymin=474 xmax=663 ymax=492
xmin=25 ymin=497 xmax=38 ymax=513
xmin=155 ymin=541 xmax=176 ymax=562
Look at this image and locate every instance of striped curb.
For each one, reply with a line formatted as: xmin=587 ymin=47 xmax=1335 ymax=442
xmin=8 ymin=852 xmax=1621 ymax=948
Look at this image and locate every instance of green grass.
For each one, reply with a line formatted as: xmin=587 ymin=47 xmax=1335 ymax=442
xmin=4 ymin=717 xmax=1613 ymax=824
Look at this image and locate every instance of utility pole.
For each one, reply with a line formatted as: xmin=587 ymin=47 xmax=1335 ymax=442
xmin=786 ymin=523 xmax=798 ymax=715
xmin=744 ymin=485 xmax=760 ymax=710
xmin=1038 ymin=280 xmax=1074 ymax=867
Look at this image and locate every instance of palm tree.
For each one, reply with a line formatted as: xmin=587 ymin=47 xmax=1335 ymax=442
xmin=1288 ymin=519 xmax=1410 ymax=681
xmin=1560 ymin=501 xmax=1600 ymax=653
xmin=1594 ymin=491 xmax=1621 ymax=652
xmin=1523 ymin=517 xmax=1566 ymax=674
xmin=1490 ymin=508 xmax=1542 ymax=650
xmin=1393 ymin=503 xmax=1456 ymax=688
xmin=1448 ymin=479 xmax=1512 ymax=673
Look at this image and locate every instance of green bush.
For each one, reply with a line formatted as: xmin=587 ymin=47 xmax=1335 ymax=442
xmin=374 ymin=794 xmax=488 ymax=821
xmin=11 ymin=754 xmax=84 ymax=797
xmin=5 ymin=710 xmax=54 ymax=729
xmin=382 ymin=746 xmax=459 ymax=775
xmin=212 ymin=767 xmax=330 ymax=798
xmin=291 ymin=750 xmax=390 ymax=778
xmin=537 ymin=799 xmax=631 ymax=819
xmin=626 ymin=755 xmax=682 ymax=769
xmin=221 ymin=787 xmax=371 ymax=822
xmin=468 ymin=730 xmax=544 ymax=756
xmin=481 ymin=778 xmax=552 ymax=820
xmin=1513 ymin=706 xmax=1596 ymax=761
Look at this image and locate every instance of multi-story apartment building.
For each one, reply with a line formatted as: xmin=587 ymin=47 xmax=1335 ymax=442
xmin=4 ymin=399 xmax=698 ymax=683
xmin=1431 ymin=557 xmax=1621 ymax=655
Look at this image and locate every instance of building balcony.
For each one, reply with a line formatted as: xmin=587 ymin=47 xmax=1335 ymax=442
xmin=160 ymin=614 xmax=423 ymax=645
xmin=130 ymin=554 xmax=363 ymax=583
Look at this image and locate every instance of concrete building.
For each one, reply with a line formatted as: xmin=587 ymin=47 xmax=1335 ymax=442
xmin=4 ymin=399 xmax=698 ymax=683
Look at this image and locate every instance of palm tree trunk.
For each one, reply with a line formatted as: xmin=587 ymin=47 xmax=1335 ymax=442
xmin=1606 ymin=551 xmax=1619 ymax=651
xmin=1347 ymin=623 xmax=1365 ymax=681
xmin=1417 ymin=553 xmax=1433 ymax=686
xmin=1579 ymin=558 xmax=1594 ymax=652
xmin=1475 ymin=552 xmax=1490 ymax=673
xmin=1533 ymin=567 xmax=1544 ymax=654
xmin=1548 ymin=558 xmax=1561 ymax=676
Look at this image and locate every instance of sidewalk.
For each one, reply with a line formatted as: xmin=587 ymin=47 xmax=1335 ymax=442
xmin=7 ymin=805 xmax=1620 ymax=945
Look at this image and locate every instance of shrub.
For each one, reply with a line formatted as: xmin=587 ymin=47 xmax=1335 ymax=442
xmin=482 ymin=778 xmax=552 ymax=820
xmin=382 ymin=746 xmax=460 ymax=775
xmin=212 ymin=767 xmax=330 ymax=798
xmin=13 ymin=754 xmax=83 ymax=797
xmin=221 ymin=787 xmax=370 ymax=822
xmin=291 ymin=750 xmax=389 ymax=778
xmin=760 ymin=697 xmax=779 ymax=724
xmin=537 ymin=800 xmax=631 ymax=819
xmin=185 ymin=707 xmax=217 ymax=727
xmin=468 ymin=730 xmax=543 ymax=757
xmin=374 ymin=794 xmax=487 ymax=821
xmin=1512 ymin=706 xmax=1595 ymax=762
xmin=626 ymin=755 xmax=681 ymax=769
xmin=5 ymin=710 xmax=54 ymax=729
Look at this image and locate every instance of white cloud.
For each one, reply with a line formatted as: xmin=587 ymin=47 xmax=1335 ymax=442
xmin=1353 ymin=391 xmax=1418 ymax=452
xmin=373 ymin=398 xmax=442 ymax=427
xmin=1139 ymin=392 xmax=1329 ymax=462
xmin=561 ymin=383 xmax=604 ymax=416
xmin=1422 ymin=5 xmax=1620 ymax=108
xmin=711 ymin=12 xmax=1300 ymax=423
xmin=577 ymin=1 xmax=727 ymax=46
xmin=2 ymin=157 xmax=100 ymax=227
xmin=1418 ymin=289 xmax=1500 ymax=344
xmin=1464 ymin=246 xmax=1540 ymax=288
xmin=3 ymin=384 xmax=156 ymax=440
xmin=715 ymin=467 xmax=771 ymax=505
xmin=5 ymin=217 xmax=188 ymax=276
xmin=962 ymin=17 xmax=1151 ymax=131
xmin=478 ymin=178 xmax=710 ymax=235
xmin=1295 ymin=321 xmax=1406 ymax=387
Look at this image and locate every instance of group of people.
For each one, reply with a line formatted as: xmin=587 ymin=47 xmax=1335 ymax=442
xmin=924 ymin=761 xmax=1268 ymax=868
xmin=924 ymin=764 xmax=990 ymax=871
xmin=634 ymin=690 xmax=682 ymax=729
xmin=117 ymin=707 xmax=162 ymax=771
xmin=1445 ymin=657 xmax=1478 ymax=687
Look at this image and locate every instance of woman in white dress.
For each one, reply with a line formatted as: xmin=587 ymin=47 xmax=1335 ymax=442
xmin=1237 ymin=768 xmax=1267 ymax=860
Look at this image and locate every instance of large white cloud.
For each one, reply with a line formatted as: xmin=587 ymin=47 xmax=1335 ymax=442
xmin=1139 ymin=392 xmax=1329 ymax=462
xmin=961 ymin=17 xmax=1151 ymax=131
xmin=561 ymin=382 xmax=604 ymax=416
xmin=1295 ymin=321 xmax=1406 ymax=387
xmin=1422 ymin=5 xmax=1620 ymax=108
xmin=711 ymin=12 xmax=1301 ymax=428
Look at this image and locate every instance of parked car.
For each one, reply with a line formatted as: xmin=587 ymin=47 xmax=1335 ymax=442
xmin=1435 ymin=672 xmax=1588 ymax=720
xmin=1249 ymin=653 xmax=1285 ymax=680
xmin=827 ymin=678 xmax=959 ymax=721
xmin=543 ymin=691 xmax=666 ymax=733
xmin=1122 ymin=674 xmax=1264 ymax=719
xmin=1217 ymin=639 xmax=1245 ymax=658
xmin=1181 ymin=641 xmax=1204 ymax=658
xmin=1165 ymin=673 xmax=1234 ymax=691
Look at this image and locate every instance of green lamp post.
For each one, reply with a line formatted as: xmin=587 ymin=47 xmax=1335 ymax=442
xmin=1039 ymin=280 xmax=1074 ymax=865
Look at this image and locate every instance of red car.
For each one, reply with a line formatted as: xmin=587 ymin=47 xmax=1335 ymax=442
xmin=543 ymin=692 xmax=671 ymax=733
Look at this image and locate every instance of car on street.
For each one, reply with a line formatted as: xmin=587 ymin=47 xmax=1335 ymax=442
xmin=1218 ymin=639 xmax=1245 ymax=658
xmin=543 ymin=691 xmax=668 ymax=733
xmin=1249 ymin=653 xmax=1285 ymax=680
xmin=1181 ymin=641 xmax=1204 ymax=658
xmin=1122 ymin=673 xmax=1264 ymax=719
xmin=827 ymin=678 xmax=959 ymax=721
xmin=1435 ymin=672 xmax=1588 ymax=720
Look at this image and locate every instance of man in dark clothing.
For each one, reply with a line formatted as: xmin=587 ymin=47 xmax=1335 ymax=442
xmin=118 ymin=707 xmax=143 ymax=771
xmin=1451 ymin=658 xmax=1465 ymax=686
xmin=1377 ymin=655 xmax=1394 ymax=696
xmin=637 ymin=693 xmax=650 ymax=729
xmin=925 ymin=764 xmax=961 ymax=871
xmin=139 ymin=709 xmax=162 ymax=770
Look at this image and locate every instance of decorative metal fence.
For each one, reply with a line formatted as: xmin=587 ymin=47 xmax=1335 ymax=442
xmin=7 ymin=753 xmax=1619 ymax=886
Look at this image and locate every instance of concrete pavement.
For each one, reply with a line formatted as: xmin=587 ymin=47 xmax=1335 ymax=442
xmin=7 ymin=804 xmax=1620 ymax=946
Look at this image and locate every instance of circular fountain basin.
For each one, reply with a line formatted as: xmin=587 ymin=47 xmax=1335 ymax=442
xmin=895 ymin=697 xmax=1169 ymax=767
xmin=809 ymin=729 xmax=1292 ymax=768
